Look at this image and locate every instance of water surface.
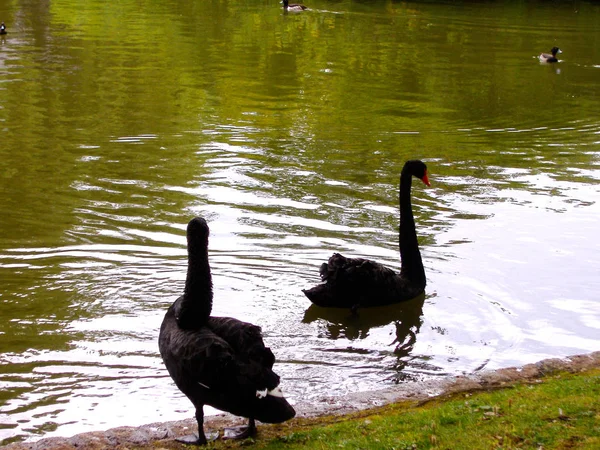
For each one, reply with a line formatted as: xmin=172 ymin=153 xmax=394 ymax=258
xmin=1 ymin=0 xmax=599 ymax=444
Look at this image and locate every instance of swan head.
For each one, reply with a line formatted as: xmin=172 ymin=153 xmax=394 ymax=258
xmin=404 ymin=160 xmax=430 ymax=186
xmin=186 ymin=217 xmax=210 ymax=247
xmin=187 ymin=217 xmax=209 ymax=236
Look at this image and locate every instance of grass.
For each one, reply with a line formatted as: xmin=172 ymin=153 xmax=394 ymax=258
xmin=151 ymin=369 xmax=600 ymax=450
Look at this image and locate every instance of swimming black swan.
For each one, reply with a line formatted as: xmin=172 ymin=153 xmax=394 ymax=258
xmin=539 ymin=47 xmax=561 ymax=63
xmin=282 ymin=0 xmax=308 ymax=12
xmin=159 ymin=217 xmax=295 ymax=445
xmin=302 ymin=160 xmax=430 ymax=310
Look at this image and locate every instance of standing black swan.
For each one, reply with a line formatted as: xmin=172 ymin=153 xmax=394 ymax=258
xmin=159 ymin=217 xmax=295 ymax=445
xmin=302 ymin=160 xmax=430 ymax=309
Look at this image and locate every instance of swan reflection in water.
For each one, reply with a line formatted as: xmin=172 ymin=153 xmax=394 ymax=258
xmin=302 ymin=294 xmax=425 ymax=380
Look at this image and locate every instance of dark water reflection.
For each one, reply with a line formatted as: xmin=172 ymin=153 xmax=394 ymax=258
xmin=1 ymin=0 xmax=600 ymax=444
xmin=303 ymin=296 xmax=425 ymax=382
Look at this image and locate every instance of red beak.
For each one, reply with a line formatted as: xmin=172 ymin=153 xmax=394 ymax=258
xmin=422 ymin=171 xmax=431 ymax=187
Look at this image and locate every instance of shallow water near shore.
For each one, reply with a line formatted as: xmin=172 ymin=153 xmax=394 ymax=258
xmin=3 ymin=351 xmax=600 ymax=450
xmin=1 ymin=0 xmax=600 ymax=445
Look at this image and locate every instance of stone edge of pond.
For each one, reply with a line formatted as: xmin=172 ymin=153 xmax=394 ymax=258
xmin=3 ymin=350 xmax=599 ymax=450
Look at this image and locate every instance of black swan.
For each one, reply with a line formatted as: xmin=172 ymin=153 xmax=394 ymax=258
xmin=539 ymin=47 xmax=561 ymax=63
xmin=159 ymin=217 xmax=295 ymax=445
xmin=282 ymin=0 xmax=308 ymax=12
xmin=302 ymin=160 xmax=430 ymax=310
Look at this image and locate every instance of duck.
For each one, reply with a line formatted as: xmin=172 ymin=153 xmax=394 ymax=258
xmin=302 ymin=160 xmax=430 ymax=310
xmin=282 ymin=0 xmax=308 ymax=12
xmin=0 ymin=22 xmax=7 ymax=35
xmin=539 ymin=47 xmax=561 ymax=63
xmin=159 ymin=217 xmax=295 ymax=445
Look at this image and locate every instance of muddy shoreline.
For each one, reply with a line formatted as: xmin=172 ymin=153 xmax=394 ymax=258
xmin=3 ymin=351 xmax=599 ymax=449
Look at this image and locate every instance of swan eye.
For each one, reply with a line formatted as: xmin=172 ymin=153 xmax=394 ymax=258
xmin=267 ymin=387 xmax=284 ymax=398
xmin=256 ymin=388 xmax=268 ymax=398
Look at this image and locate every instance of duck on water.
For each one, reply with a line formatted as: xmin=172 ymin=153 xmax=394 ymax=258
xmin=159 ymin=217 xmax=295 ymax=445
xmin=539 ymin=47 xmax=561 ymax=63
xmin=282 ymin=0 xmax=308 ymax=12
xmin=302 ymin=160 xmax=430 ymax=310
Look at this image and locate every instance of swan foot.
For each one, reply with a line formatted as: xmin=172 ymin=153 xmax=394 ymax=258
xmin=176 ymin=431 xmax=219 ymax=446
xmin=223 ymin=418 xmax=257 ymax=440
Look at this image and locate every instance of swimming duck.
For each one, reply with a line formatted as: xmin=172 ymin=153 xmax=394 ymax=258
xmin=539 ymin=47 xmax=561 ymax=63
xmin=302 ymin=160 xmax=430 ymax=310
xmin=282 ymin=0 xmax=308 ymax=12
xmin=159 ymin=217 xmax=295 ymax=445
xmin=0 ymin=23 xmax=7 ymax=35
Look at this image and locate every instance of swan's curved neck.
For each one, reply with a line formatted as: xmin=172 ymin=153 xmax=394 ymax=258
xmin=179 ymin=237 xmax=213 ymax=327
xmin=399 ymin=169 xmax=425 ymax=288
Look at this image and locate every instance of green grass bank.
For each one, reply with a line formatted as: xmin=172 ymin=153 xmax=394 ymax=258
xmin=191 ymin=368 xmax=600 ymax=450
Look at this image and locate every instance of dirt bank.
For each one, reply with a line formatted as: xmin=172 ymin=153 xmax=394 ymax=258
xmin=3 ymin=351 xmax=599 ymax=450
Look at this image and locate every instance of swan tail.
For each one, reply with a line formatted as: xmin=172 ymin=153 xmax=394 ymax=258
xmin=302 ymin=282 xmax=350 ymax=308
xmin=302 ymin=284 xmax=329 ymax=306
xmin=216 ymin=350 xmax=295 ymax=423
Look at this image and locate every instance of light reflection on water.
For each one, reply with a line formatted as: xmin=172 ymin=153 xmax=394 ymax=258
xmin=1 ymin=0 xmax=600 ymax=445
xmin=3 ymin=154 xmax=598 ymax=442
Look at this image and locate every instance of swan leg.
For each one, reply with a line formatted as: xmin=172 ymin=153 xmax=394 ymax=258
xmin=223 ymin=417 xmax=257 ymax=440
xmin=176 ymin=406 xmax=219 ymax=445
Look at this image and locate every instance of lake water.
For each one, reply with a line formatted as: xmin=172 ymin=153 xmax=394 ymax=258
xmin=1 ymin=0 xmax=599 ymax=444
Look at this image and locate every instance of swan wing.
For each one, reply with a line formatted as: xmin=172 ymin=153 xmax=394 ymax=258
xmin=207 ymin=317 xmax=279 ymax=387
xmin=304 ymin=253 xmax=400 ymax=308
xmin=322 ymin=253 xmax=397 ymax=284
xmin=160 ymin=325 xmax=234 ymax=391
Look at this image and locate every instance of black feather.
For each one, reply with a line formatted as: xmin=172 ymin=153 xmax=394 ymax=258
xmin=159 ymin=218 xmax=295 ymax=445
